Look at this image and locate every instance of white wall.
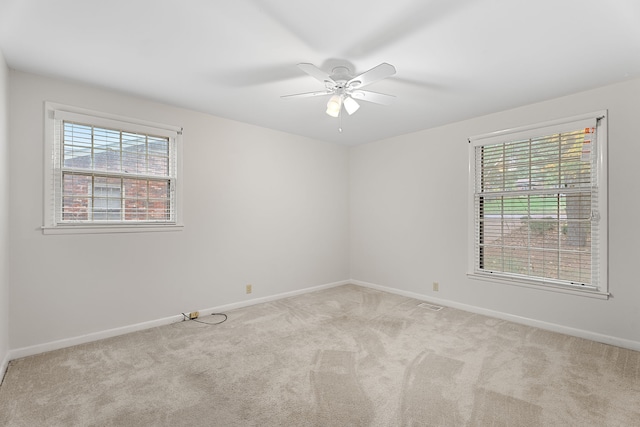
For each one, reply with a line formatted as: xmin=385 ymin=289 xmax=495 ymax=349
xmin=8 ymin=71 xmax=350 ymax=350
xmin=350 ymin=77 xmax=640 ymax=347
xmin=0 ymin=51 xmax=9 ymax=376
xmin=8 ymin=68 xmax=640 ymax=356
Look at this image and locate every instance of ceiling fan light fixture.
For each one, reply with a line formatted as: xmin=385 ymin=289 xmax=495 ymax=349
xmin=286 ymin=62 xmax=396 ymax=118
xmin=326 ymin=95 xmax=342 ymax=117
xmin=343 ymin=96 xmax=360 ymax=115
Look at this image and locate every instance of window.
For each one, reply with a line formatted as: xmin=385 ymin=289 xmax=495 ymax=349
xmin=44 ymin=103 xmax=183 ymax=234
xmin=468 ymin=112 xmax=608 ymax=298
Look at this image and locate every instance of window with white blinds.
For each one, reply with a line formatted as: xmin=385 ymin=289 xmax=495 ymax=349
xmin=468 ymin=112 xmax=608 ymax=297
xmin=43 ymin=103 xmax=183 ymax=234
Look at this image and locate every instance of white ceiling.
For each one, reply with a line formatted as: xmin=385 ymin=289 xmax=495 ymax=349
xmin=1 ymin=0 xmax=639 ymax=145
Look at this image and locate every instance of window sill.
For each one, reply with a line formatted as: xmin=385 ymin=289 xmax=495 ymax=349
xmin=42 ymin=224 xmax=184 ymax=235
xmin=467 ymin=272 xmax=610 ymax=300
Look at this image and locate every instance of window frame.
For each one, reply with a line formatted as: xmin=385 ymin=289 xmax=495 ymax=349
xmin=467 ymin=111 xmax=608 ymax=299
xmin=43 ymin=102 xmax=184 ymax=234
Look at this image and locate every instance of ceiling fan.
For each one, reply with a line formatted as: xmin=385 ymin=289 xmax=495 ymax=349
xmin=282 ymin=62 xmax=397 ymax=117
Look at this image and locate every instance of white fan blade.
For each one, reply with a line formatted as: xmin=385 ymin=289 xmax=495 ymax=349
xmin=281 ymin=90 xmax=332 ymax=99
xmin=297 ymin=63 xmax=334 ymax=85
xmin=351 ymin=90 xmax=396 ymax=105
xmin=348 ymin=63 xmax=396 ymax=88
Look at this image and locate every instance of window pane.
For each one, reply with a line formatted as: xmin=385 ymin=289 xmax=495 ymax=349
xmin=148 ymin=137 xmax=168 ymax=156
xmin=124 ymin=199 xmax=149 ymax=221
xmin=62 ymin=173 xmax=92 ymax=221
xmin=92 ymin=127 xmax=121 ymax=172
xmin=476 ymin=127 xmax=595 ymax=286
xmin=63 ymin=122 xmax=170 ymax=178
xmin=560 ymin=131 xmax=591 ymax=188
xmin=92 ymin=177 xmax=122 ymax=221
xmin=123 ymin=178 xmax=148 ymax=221
xmin=121 ymin=132 xmax=145 ymax=175
xmin=147 ymin=155 xmax=169 ymax=176
xmin=59 ymin=119 xmax=174 ymax=225
xmin=148 ymin=181 xmax=170 ymax=220
xmin=63 ymin=123 xmax=92 ymax=168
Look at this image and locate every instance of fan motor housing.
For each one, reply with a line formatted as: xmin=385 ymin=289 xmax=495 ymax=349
xmin=330 ymin=66 xmax=352 ymax=85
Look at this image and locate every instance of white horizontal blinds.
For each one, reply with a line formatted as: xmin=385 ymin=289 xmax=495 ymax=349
xmin=57 ymin=120 xmax=176 ymax=224
xmin=474 ymin=118 xmax=599 ymax=289
xmin=53 ymin=109 xmax=179 ymax=138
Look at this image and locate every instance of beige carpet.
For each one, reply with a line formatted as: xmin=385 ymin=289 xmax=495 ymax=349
xmin=1 ymin=284 xmax=639 ymax=426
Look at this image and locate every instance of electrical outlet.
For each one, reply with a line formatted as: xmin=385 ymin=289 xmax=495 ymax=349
xmin=246 ymin=284 xmax=252 ymax=294
xmin=433 ymin=282 xmax=439 ymax=292
xmin=189 ymin=311 xmax=199 ymax=319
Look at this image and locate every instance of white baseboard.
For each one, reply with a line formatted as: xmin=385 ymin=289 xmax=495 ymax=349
xmin=8 ymin=315 xmax=184 ymax=361
xmin=197 ymin=280 xmax=348 ymax=316
xmin=8 ymin=280 xmax=349 ymax=362
xmin=351 ymin=279 xmax=640 ymax=352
